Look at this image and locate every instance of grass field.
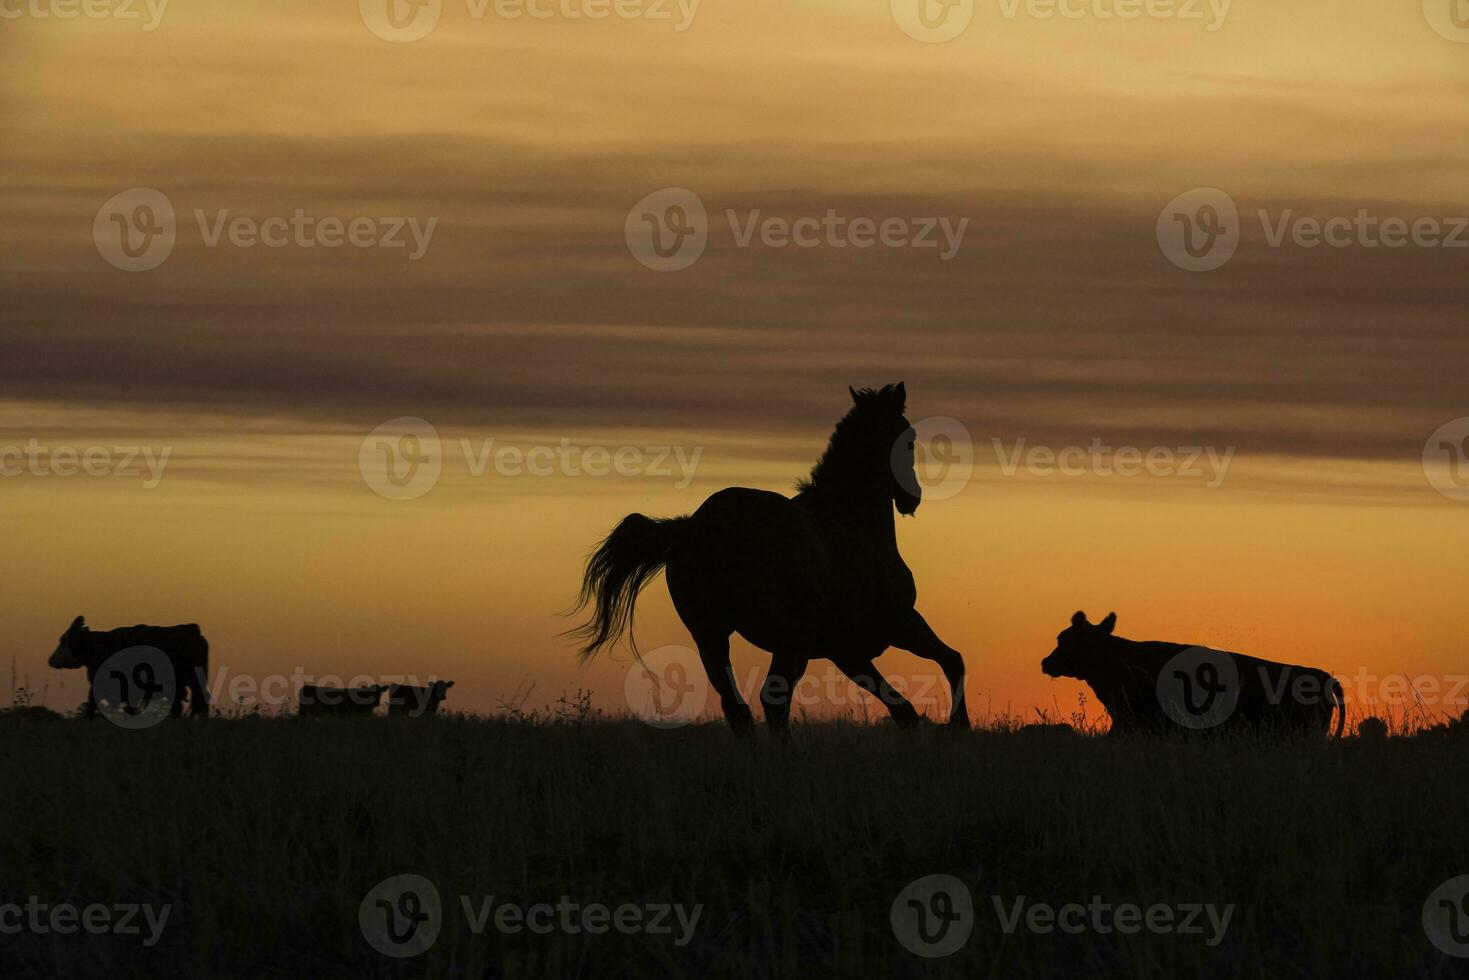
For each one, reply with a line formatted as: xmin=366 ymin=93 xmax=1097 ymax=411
xmin=1 ymin=713 xmax=1466 ymax=978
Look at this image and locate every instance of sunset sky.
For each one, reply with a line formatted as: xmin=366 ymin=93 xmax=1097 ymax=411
xmin=3 ymin=0 xmax=1468 ymax=725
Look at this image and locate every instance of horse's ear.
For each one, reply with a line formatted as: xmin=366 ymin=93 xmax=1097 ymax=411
xmin=69 ymin=615 xmax=86 ymax=632
xmin=1071 ymin=610 xmax=1088 ymax=627
xmin=848 ymin=386 xmax=861 ymax=405
xmin=893 ymin=381 xmax=906 ymax=410
xmin=1099 ymin=612 xmax=1117 ymax=634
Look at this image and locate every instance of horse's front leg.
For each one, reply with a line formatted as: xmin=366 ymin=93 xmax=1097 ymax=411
xmin=892 ymin=609 xmax=970 ymax=729
xmin=837 ymin=658 xmax=921 ymax=728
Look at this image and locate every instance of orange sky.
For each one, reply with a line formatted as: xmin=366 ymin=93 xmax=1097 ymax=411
xmin=2 ymin=0 xmax=1468 ymax=725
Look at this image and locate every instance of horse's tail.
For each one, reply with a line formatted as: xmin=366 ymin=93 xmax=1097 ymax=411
xmin=566 ymin=513 xmax=688 ymax=663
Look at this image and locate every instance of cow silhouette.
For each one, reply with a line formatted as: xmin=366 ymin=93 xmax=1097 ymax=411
xmin=570 ymin=383 xmax=969 ymax=737
xmin=48 ymin=615 xmax=210 ymax=718
xmin=1041 ymin=611 xmax=1344 ymax=738
xmin=297 ymin=684 xmax=388 ymax=718
xmin=386 ymin=681 xmax=454 ymax=718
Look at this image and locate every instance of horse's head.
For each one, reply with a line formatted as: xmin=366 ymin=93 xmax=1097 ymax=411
xmin=802 ymin=382 xmax=921 ymax=514
xmin=851 ymin=382 xmax=920 ymax=515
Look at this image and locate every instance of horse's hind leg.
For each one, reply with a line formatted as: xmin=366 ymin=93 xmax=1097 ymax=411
xmin=693 ymin=631 xmax=754 ymax=735
xmin=837 ymin=658 xmax=921 ymax=728
xmin=760 ymin=653 xmax=809 ymax=739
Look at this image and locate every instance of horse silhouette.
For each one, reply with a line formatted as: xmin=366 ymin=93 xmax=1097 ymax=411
xmin=570 ymin=383 xmax=969 ymax=736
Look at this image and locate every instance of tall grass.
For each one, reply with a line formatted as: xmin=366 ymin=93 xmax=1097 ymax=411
xmin=0 ymin=715 xmax=1464 ymax=977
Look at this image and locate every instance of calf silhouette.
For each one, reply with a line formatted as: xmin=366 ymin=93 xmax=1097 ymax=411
xmin=48 ymin=615 xmax=210 ymax=718
xmin=386 ymin=681 xmax=454 ymax=718
xmin=1041 ymin=611 xmax=1344 ymax=738
xmin=298 ymin=684 xmax=388 ymax=718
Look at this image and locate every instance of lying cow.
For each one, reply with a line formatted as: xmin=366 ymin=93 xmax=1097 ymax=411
xmin=49 ymin=615 xmax=210 ymax=718
xmin=386 ymin=681 xmax=454 ymax=718
xmin=297 ymin=684 xmax=388 ymax=718
xmin=1041 ymin=611 xmax=1344 ymax=738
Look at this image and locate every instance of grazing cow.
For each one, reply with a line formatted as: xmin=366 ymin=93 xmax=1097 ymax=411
xmin=48 ymin=615 xmax=210 ymax=718
xmin=386 ymin=681 xmax=454 ymax=718
xmin=1040 ymin=611 xmax=1345 ymax=738
xmin=297 ymin=684 xmax=388 ymax=718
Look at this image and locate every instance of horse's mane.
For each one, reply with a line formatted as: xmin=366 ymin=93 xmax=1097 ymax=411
xmin=796 ymin=385 xmax=902 ymax=496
